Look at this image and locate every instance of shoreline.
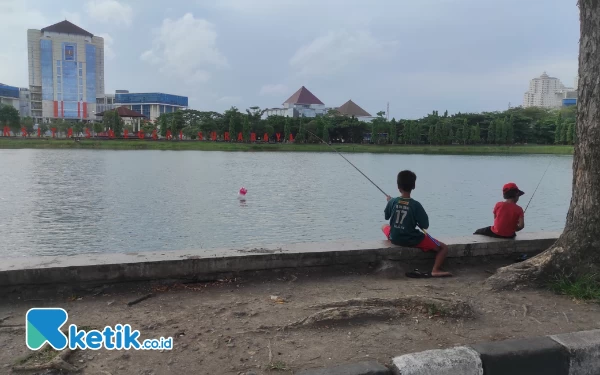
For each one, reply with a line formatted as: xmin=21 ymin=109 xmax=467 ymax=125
xmin=0 ymin=138 xmax=574 ymax=155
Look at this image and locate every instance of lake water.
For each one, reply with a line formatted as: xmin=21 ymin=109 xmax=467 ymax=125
xmin=0 ymin=149 xmax=572 ymax=257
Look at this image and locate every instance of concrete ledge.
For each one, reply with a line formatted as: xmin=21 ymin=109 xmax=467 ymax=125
xmin=551 ymin=329 xmax=600 ymax=375
xmin=392 ymin=346 xmax=483 ymax=375
xmin=296 ymin=360 xmax=390 ymax=375
xmin=472 ymin=337 xmax=569 ymax=375
xmin=0 ymin=231 xmax=559 ymax=286
xmin=389 ymin=330 xmax=600 ymax=375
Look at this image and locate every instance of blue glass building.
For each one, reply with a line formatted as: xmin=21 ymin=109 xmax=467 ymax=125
xmin=114 ymin=92 xmax=188 ymax=121
xmin=0 ymin=83 xmax=20 ymax=112
xmin=27 ymin=20 xmax=105 ymax=121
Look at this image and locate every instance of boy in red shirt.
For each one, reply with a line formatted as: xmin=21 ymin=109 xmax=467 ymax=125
xmin=474 ymin=182 xmax=525 ymax=238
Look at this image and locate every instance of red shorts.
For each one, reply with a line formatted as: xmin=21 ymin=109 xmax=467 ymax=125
xmin=382 ymin=225 xmax=439 ymax=252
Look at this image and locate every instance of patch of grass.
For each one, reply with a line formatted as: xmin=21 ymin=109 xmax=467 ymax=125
xmin=0 ymin=138 xmax=574 ymax=155
xmin=266 ymin=361 xmax=289 ymax=371
xmin=425 ymin=303 xmax=447 ymax=316
xmin=15 ymin=345 xmax=58 ymax=365
xmin=549 ymin=273 xmax=600 ymax=301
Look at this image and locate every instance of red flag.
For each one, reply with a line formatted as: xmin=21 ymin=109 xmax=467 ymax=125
xmin=138 ymin=130 xmax=144 ymax=139
xmin=263 ymin=133 xmax=269 ymax=142
xmin=124 ymin=129 xmax=129 ymax=138
xmin=51 ymin=128 xmax=56 ymax=138
xmin=289 ymin=133 xmax=294 ymax=142
xmin=3 ymin=126 xmax=9 ymax=136
xmin=152 ymin=129 xmax=158 ymax=140
xmin=250 ymin=133 xmax=256 ymax=142
xmin=198 ymin=132 xmax=203 ymax=140
xmin=179 ymin=130 xmax=183 ymax=140
xmin=276 ymin=133 xmax=281 ymax=142
xmin=38 ymin=128 xmax=42 ymax=138
xmin=85 ymin=128 xmax=91 ymax=138
xmin=237 ymin=132 xmax=243 ymax=142
xmin=67 ymin=128 xmax=73 ymax=138
xmin=21 ymin=128 xmax=27 ymax=137
xmin=224 ymin=132 xmax=230 ymax=141
xmin=166 ymin=130 xmax=172 ymax=140
xmin=108 ymin=129 xmax=115 ymax=138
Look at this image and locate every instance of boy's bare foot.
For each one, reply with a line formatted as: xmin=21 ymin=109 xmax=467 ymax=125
xmin=431 ymin=270 xmax=453 ymax=277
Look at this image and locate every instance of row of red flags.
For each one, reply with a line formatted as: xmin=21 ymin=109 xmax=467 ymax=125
xmin=3 ymin=127 xmax=294 ymax=142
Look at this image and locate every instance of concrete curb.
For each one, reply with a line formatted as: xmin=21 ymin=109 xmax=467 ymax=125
xmin=391 ymin=329 xmax=600 ymax=375
xmin=294 ymin=330 xmax=600 ymax=375
xmin=0 ymin=232 xmax=559 ymax=286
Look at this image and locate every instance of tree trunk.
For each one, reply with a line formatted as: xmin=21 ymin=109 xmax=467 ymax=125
xmin=486 ymin=0 xmax=600 ymax=290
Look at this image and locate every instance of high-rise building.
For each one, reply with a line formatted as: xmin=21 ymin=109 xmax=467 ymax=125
xmin=264 ymin=86 xmax=329 ymax=118
xmin=522 ymin=72 xmax=575 ymax=109
xmin=27 ymin=20 xmax=104 ymax=122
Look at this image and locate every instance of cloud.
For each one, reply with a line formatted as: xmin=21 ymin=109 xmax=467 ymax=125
xmin=97 ymin=33 xmax=115 ymax=60
xmin=259 ymin=84 xmax=288 ymax=96
xmin=85 ymin=0 xmax=133 ymax=26
xmin=140 ymin=13 xmax=228 ymax=84
xmin=0 ymin=0 xmax=46 ymax=87
xmin=290 ymin=30 xmax=397 ymax=77
xmin=217 ymin=96 xmax=242 ymax=104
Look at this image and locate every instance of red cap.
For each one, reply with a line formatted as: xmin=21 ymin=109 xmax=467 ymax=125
xmin=503 ymin=182 xmax=525 ymax=196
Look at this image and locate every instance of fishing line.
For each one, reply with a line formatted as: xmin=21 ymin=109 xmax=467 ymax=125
xmin=524 ymin=160 xmax=552 ymax=213
xmin=304 ymin=129 xmax=388 ymax=196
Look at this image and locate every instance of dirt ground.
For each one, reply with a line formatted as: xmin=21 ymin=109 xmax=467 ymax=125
xmin=1 ymin=259 xmax=599 ymax=375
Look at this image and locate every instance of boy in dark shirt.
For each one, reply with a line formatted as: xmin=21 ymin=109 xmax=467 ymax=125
xmin=382 ymin=170 xmax=451 ymax=277
xmin=474 ymin=182 xmax=525 ymax=238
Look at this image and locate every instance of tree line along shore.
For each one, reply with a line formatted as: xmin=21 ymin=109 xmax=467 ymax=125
xmin=1 ymin=102 xmax=576 ymax=148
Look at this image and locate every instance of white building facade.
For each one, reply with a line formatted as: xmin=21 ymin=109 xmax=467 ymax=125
xmin=523 ymin=72 xmax=575 ymax=109
xmin=264 ymin=86 xmax=329 ymax=118
xmin=27 ymin=20 xmax=104 ymax=122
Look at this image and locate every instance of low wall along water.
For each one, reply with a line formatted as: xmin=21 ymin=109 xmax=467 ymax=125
xmin=0 ymin=232 xmax=559 ymax=286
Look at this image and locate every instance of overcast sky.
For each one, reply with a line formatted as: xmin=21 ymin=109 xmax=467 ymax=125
xmin=0 ymin=0 xmax=579 ymax=119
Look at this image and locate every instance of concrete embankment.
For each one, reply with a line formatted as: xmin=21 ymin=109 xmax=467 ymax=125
xmin=0 ymin=232 xmax=559 ymax=286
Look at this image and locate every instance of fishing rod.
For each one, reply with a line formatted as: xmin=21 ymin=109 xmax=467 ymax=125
xmin=304 ymin=129 xmax=440 ymax=245
xmin=304 ymin=129 xmax=388 ymax=197
xmin=524 ymin=161 xmax=552 ymax=213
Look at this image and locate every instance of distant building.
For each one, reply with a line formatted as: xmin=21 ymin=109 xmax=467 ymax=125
xmin=336 ymin=100 xmax=374 ymax=122
xmin=114 ymin=92 xmax=188 ymax=122
xmin=19 ymin=88 xmax=32 ymax=117
xmin=0 ymin=83 xmax=20 ymax=112
xmin=27 ymin=20 xmax=105 ymax=122
xmin=523 ymin=72 xmax=576 ymax=109
xmin=264 ymin=86 xmax=328 ymax=118
xmin=96 ymin=94 xmax=115 ymax=114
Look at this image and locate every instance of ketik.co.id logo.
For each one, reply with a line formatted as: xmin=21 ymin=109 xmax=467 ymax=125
xmin=26 ymin=308 xmax=172 ymax=351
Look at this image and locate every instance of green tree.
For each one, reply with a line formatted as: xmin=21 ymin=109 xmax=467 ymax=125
xmin=389 ymin=119 xmax=398 ymax=144
xmin=170 ymin=110 xmax=184 ymax=137
xmin=141 ymin=120 xmax=156 ymax=134
xmin=73 ymin=121 xmax=84 ymax=136
xmin=495 ymin=119 xmax=504 ymax=144
xmin=39 ymin=123 xmax=49 ymax=136
xmin=456 ymin=126 xmax=463 ymax=145
xmin=284 ymin=117 xmax=291 ymax=142
xmin=566 ymin=122 xmax=574 ymax=144
xmin=112 ymin=112 xmax=124 ymax=137
xmin=0 ymin=104 xmax=20 ymax=135
xmin=228 ymin=116 xmax=236 ymax=141
xmin=21 ymin=117 xmax=34 ymax=136
xmin=461 ymin=119 xmax=469 ymax=145
xmin=93 ymin=121 xmax=104 ymax=136
xmin=243 ymin=116 xmax=251 ymax=142
xmin=321 ymin=117 xmax=330 ymax=143
xmin=470 ymin=124 xmax=481 ymax=144
xmin=487 ymin=120 xmax=496 ymax=144
xmin=428 ymin=125 xmax=435 ymax=144
xmin=501 ymin=118 xmax=509 ymax=144
xmin=554 ymin=113 xmax=563 ymax=144
xmin=507 ymin=115 xmax=515 ymax=144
